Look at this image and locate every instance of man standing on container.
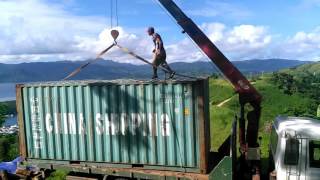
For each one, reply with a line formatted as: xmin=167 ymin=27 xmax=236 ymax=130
xmin=147 ymin=27 xmax=175 ymax=79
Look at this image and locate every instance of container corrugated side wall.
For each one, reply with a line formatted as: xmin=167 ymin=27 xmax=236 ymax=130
xmin=17 ymin=79 xmax=209 ymax=172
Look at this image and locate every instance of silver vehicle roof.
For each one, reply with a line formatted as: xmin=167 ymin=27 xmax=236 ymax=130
xmin=274 ymin=116 xmax=320 ymax=139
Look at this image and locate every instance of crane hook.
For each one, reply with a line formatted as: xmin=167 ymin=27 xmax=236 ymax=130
xmin=111 ymin=29 xmax=119 ymax=43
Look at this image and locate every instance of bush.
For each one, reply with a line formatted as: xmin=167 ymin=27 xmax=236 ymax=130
xmin=0 ymin=135 xmax=19 ymax=162
xmin=0 ymin=103 xmax=8 ymax=126
xmin=46 ymin=170 xmax=68 ymax=180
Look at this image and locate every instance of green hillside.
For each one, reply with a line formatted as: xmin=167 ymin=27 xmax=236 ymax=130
xmin=0 ymin=59 xmax=309 ymax=82
xmin=209 ymin=74 xmax=318 ymax=158
xmin=283 ymin=61 xmax=320 ymax=75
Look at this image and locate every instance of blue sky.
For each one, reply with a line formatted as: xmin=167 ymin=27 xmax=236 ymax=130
xmin=0 ymin=0 xmax=319 ymax=63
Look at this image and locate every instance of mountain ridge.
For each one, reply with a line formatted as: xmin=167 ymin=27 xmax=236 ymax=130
xmin=0 ymin=59 xmax=312 ymax=82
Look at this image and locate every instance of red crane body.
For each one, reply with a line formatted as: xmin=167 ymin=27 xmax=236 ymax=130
xmin=157 ymin=0 xmax=262 ymax=178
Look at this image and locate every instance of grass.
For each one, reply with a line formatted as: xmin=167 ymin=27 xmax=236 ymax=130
xmin=209 ymin=78 xmax=235 ymax=105
xmin=210 ymin=95 xmax=238 ymax=151
xmin=46 ymin=170 xmax=68 ymax=180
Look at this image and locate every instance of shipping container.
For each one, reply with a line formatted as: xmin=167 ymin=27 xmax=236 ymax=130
xmin=16 ymin=78 xmax=213 ymax=175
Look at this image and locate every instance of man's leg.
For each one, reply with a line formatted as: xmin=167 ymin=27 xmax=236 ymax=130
xmin=158 ymin=53 xmax=175 ymax=78
xmin=161 ymin=62 xmax=173 ymax=73
xmin=152 ymin=66 xmax=158 ymax=79
xmin=161 ymin=61 xmax=175 ymax=78
xmin=152 ymin=55 xmax=159 ymax=79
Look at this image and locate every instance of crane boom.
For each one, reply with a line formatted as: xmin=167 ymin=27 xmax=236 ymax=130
xmin=157 ymin=0 xmax=262 ymax=178
xmin=157 ymin=0 xmax=261 ymax=103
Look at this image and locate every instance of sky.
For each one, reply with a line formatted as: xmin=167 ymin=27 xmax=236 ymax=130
xmin=0 ymin=0 xmax=320 ymax=64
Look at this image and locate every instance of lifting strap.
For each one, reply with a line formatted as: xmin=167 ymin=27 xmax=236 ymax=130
xmin=63 ymin=43 xmax=115 ymax=80
xmin=63 ymin=28 xmax=120 ymax=80
xmin=63 ymin=42 xmax=198 ymax=80
xmin=63 ymin=30 xmax=198 ymax=80
xmin=115 ymin=44 xmax=170 ymax=73
xmin=115 ymin=44 xmax=198 ymax=79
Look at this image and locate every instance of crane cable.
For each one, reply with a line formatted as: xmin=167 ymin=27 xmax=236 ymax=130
xmin=63 ymin=0 xmax=119 ymax=81
xmin=110 ymin=0 xmax=119 ymax=28
xmin=115 ymin=0 xmax=119 ymax=27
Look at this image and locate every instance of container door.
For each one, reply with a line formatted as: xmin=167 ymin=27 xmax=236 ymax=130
xmin=283 ymin=138 xmax=305 ymax=180
xmin=306 ymin=140 xmax=320 ymax=180
xmin=231 ymin=119 xmax=237 ymax=180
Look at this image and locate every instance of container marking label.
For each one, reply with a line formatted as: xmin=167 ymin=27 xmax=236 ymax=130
xmin=44 ymin=112 xmax=171 ymax=137
xmin=30 ymin=97 xmax=42 ymax=149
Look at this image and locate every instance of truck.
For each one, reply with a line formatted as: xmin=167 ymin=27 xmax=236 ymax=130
xmin=269 ymin=116 xmax=320 ymax=180
xmin=14 ymin=79 xmax=234 ymax=180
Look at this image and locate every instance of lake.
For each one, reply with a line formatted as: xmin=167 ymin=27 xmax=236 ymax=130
xmin=0 ymin=83 xmax=17 ymax=126
xmin=0 ymin=83 xmax=16 ymax=102
xmin=3 ymin=115 xmax=17 ymax=127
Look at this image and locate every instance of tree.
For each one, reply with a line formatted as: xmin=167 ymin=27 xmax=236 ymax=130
xmin=0 ymin=135 xmax=19 ymax=161
xmin=271 ymin=73 xmax=296 ymax=95
xmin=0 ymin=103 xmax=9 ymax=126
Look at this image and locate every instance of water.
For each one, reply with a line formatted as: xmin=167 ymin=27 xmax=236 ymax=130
xmin=0 ymin=83 xmax=17 ymax=126
xmin=3 ymin=115 xmax=17 ymax=127
xmin=0 ymin=83 xmax=16 ymax=102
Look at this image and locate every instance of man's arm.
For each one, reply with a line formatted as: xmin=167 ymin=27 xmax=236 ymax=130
xmin=155 ymin=37 xmax=163 ymax=55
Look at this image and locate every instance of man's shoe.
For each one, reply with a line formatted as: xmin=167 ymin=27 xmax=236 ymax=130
xmin=152 ymin=75 xmax=158 ymax=80
xmin=169 ymin=72 xmax=176 ymax=79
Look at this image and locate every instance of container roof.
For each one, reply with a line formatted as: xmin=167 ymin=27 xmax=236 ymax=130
xmin=274 ymin=116 xmax=320 ymax=139
xmin=18 ymin=77 xmax=208 ymax=87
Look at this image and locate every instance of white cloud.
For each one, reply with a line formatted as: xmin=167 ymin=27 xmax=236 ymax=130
xmin=90 ymin=27 xmax=154 ymax=63
xmin=166 ymin=38 xmax=203 ymax=62
xmin=0 ymin=0 xmax=319 ymax=64
xmin=223 ymin=25 xmax=272 ymax=59
xmin=165 ymin=23 xmax=272 ymax=62
xmin=0 ymin=0 xmax=158 ymax=64
xmin=167 ymin=23 xmax=320 ymax=61
xmin=0 ymin=0 xmax=273 ymax=64
xmin=273 ymin=27 xmax=320 ymax=60
xmin=0 ymin=0 xmax=106 ymax=62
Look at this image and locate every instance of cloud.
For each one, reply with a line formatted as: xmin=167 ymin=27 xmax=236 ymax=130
xmin=0 ymin=0 xmax=106 ymax=62
xmin=206 ymin=23 xmax=272 ymax=59
xmin=0 ymin=0 xmax=157 ymax=64
xmin=0 ymin=0 xmax=273 ymax=64
xmin=273 ymin=27 xmax=320 ymax=61
xmin=86 ymin=27 xmax=154 ymax=63
xmin=165 ymin=23 xmax=272 ymax=62
xmin=172 ymin=23 xmax=320 ymax=61
xmin=0 ymin=0 xmax=319 ymax=64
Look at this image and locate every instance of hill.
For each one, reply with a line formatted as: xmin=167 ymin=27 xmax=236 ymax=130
xmin=283 ymin=61 xmax=320 ymax=75
xmin=209 ymin=76 xmax=316 ymax=153
xmin=209 ymin=74 xmax=319 ymax=177
xmin=210 ymin=62 xmax=320 ymax=163
xmin=0 ymin=59 xmax=309 ymax=82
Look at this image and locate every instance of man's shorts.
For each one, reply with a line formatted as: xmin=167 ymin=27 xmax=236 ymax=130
xmin=152 ymin=53 xmax=166 ymax=66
